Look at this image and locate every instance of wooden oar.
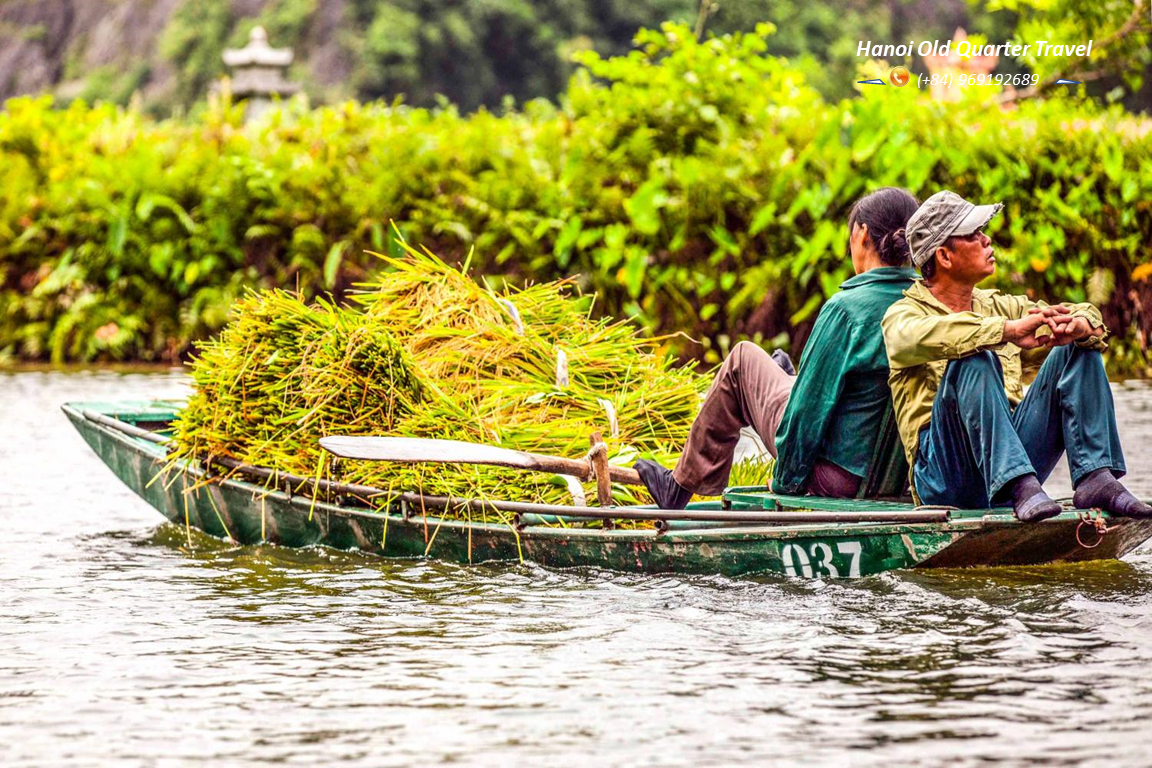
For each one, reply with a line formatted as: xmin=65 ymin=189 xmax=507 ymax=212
xmin=319 ymin=435 xmax=644 ymax=486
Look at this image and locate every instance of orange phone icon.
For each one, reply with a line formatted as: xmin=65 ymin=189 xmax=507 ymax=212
xmin=890 ymin=66 xmax=910 ymax=87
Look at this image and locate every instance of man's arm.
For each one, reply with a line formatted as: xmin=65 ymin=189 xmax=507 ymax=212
xmin=881 ymin=301 xmax=1008 ymax=369
xmin=771 ymin=306 xmax=853 ymax=495
xmin=1052 ymin=302 xmax=1108 ymax=349
xmin=991 ymin=292 xmax=1108 ymax=349
xmin=1050 ymin=314 xmax=1108 ymax=347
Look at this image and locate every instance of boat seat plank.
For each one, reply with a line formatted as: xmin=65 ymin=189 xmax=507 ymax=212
xmin=721 ymin=488 xmax=917 ymax=512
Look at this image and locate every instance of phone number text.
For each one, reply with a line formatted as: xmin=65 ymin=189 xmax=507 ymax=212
xmin=916 ymin=73 xmax=1040 ymax=87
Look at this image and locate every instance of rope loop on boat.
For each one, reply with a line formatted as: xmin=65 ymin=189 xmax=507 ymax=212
xmin=584 ymin=440 xmax=607 ymax=479
xmin=1075 ymin=509 xmax=1113 ymax=549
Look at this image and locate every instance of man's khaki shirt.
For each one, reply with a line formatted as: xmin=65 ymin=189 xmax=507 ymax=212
xmin=881 ymin=280 xmax=1108 ymax=471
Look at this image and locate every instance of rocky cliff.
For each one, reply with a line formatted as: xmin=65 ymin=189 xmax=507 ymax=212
xmin=0 ymin=0 xmax=358 ymax=110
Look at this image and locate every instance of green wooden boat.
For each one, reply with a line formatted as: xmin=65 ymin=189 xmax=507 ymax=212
xmin=64 ymin=401 xmax=1152 ymax=578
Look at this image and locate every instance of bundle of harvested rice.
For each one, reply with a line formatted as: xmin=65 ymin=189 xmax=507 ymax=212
xmin=169 ymin=241 xmax=717 ymax=524
xmin=352 ymin=246 xmax=707 ymax=464
xmin=168 ymin=290 xmax=424 ymax=479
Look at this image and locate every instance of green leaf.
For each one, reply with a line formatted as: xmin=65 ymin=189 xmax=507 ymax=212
xmin=749 ymin=203 xmax=777 ymax=236
xmin=709 ymin=225 xmax=740 ymax=257
xmin=624 ymin=178 xmax=668 ymax=236
xmin=148 ymin=244 xmax=173 ymax=278
xmin=387 ymin=226 xmax=407 ymax=259
xmin=136 ymin=193 xmax=196 ymax=233
xmin=789 ymin=293 xmax=823 ymax=325
xmin=819 ymin=270 xmax=841 ymax=299
xmin=621 ymin=248 xmax=648 ymax=299
xmin=323 ymin=241 xmax=347 ymax=288
xmin=244 ymin=224 xmax=279 ymax=240
xmin=108 ymin=211 xmax=128 ymax=257
xmin=576 ymin=227 xmax=604 ymax=250
xmin=1067 ymin=256 xmax=1085 ymax=283
xmin=1121 ymin=176 xmax=1138 ymax=203
xmin=554 ymin=216 xmax=583 ymax=268
xmin=496 ymin=242 xmax=517 ymax=265
xmin=1101 ymin=141 xmax=1123 ymax=183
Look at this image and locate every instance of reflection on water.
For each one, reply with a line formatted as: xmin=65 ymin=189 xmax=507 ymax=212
xmin=2 ymin=371 xmax=1152 ymax=766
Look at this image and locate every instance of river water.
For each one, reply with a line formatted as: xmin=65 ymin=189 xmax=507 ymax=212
xmin=3 ymin=370 xmax=1152 ymax=767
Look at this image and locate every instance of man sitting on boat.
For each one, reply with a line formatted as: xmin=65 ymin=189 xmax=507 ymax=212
xmin=882 ymin=190 xmax=1151 ymax=522
xmin=636 ymin=187 xmax=920 ymax=508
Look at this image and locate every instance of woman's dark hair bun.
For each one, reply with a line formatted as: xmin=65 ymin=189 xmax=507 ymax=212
xmin=882 ymin=228 xmax=911 ymax=265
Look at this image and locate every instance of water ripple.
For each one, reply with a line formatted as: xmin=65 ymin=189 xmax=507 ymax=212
xmin=3 ymin=372 xmax=1152 ymax=766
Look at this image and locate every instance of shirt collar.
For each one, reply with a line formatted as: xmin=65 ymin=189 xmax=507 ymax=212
xmin=840 ymin=266 xmax=918 ymax=290
xmin=903 ymin=279 xmax=963 ymax=313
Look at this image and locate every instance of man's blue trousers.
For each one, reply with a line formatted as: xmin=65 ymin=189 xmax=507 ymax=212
xmin=914 ymin=344 xmax=1125 ymax=508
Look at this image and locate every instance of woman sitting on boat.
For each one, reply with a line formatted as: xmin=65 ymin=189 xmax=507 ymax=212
xmin=635 ymin=187 xmax=920 ymax=509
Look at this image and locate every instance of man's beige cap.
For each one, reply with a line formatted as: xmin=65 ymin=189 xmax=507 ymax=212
xmin=907 ymin=191 xmax=1003 ymax=267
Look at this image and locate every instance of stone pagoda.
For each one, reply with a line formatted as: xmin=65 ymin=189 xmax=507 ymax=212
xmin=222 ymin=26 xmax=300 ymax=120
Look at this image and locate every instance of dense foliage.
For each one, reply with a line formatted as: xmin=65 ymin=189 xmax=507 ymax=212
xmin=992 ymin=0 xmax=1151 ymax=91
xmin=2 ymin=23 xmax=1151 ymax=372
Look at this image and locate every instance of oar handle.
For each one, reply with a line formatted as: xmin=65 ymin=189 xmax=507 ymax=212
xmin=606 ymin=465 xmax=643 ymax=486
xmin=523 ymin=451 xmax=642 ymax=486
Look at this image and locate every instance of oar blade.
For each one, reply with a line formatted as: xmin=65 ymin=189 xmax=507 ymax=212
xmin=320 ymin=436 xmax=643 ymax=486
xmin=320 ymin=436 xmax=537 ymax=470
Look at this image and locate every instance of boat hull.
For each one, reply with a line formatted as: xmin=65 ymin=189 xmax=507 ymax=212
xmin=64 ymin=402 xmax=1152 ymax=578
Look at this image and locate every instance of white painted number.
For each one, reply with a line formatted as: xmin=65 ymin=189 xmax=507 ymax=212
xmin=810 ymin=542 xmax=839 ymax=578
xmin=835 ymin=541 xmax=862 ymax=578
xmin=781 ymin=542 xmax=813 ymax=577
xmin=781 ymin=541 xmax=863 ymax=578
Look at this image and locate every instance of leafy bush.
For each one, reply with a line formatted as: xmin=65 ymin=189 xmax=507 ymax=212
xmin=2 ymin=22 xmax=1151 ymax=371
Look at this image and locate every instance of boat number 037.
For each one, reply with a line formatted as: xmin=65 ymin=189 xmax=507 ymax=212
xmin=780 ymin=541 xmax=862 ymax=578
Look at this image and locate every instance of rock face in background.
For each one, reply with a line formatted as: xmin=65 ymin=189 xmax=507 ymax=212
xmin=0 ymin=0 xmax=180 ymax=104
xmin=296 ymin=0 xmax=353 ymax=93
xmin=0 ymin=0 xmax=356 ymax=110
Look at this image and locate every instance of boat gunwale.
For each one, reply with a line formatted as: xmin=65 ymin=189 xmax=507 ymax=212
xmin=62 ymin=401 xmax=998 ymax=544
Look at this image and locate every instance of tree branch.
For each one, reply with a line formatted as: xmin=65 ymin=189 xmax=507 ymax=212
xmin=998 ymin=0 xmax=1150 ymax=104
